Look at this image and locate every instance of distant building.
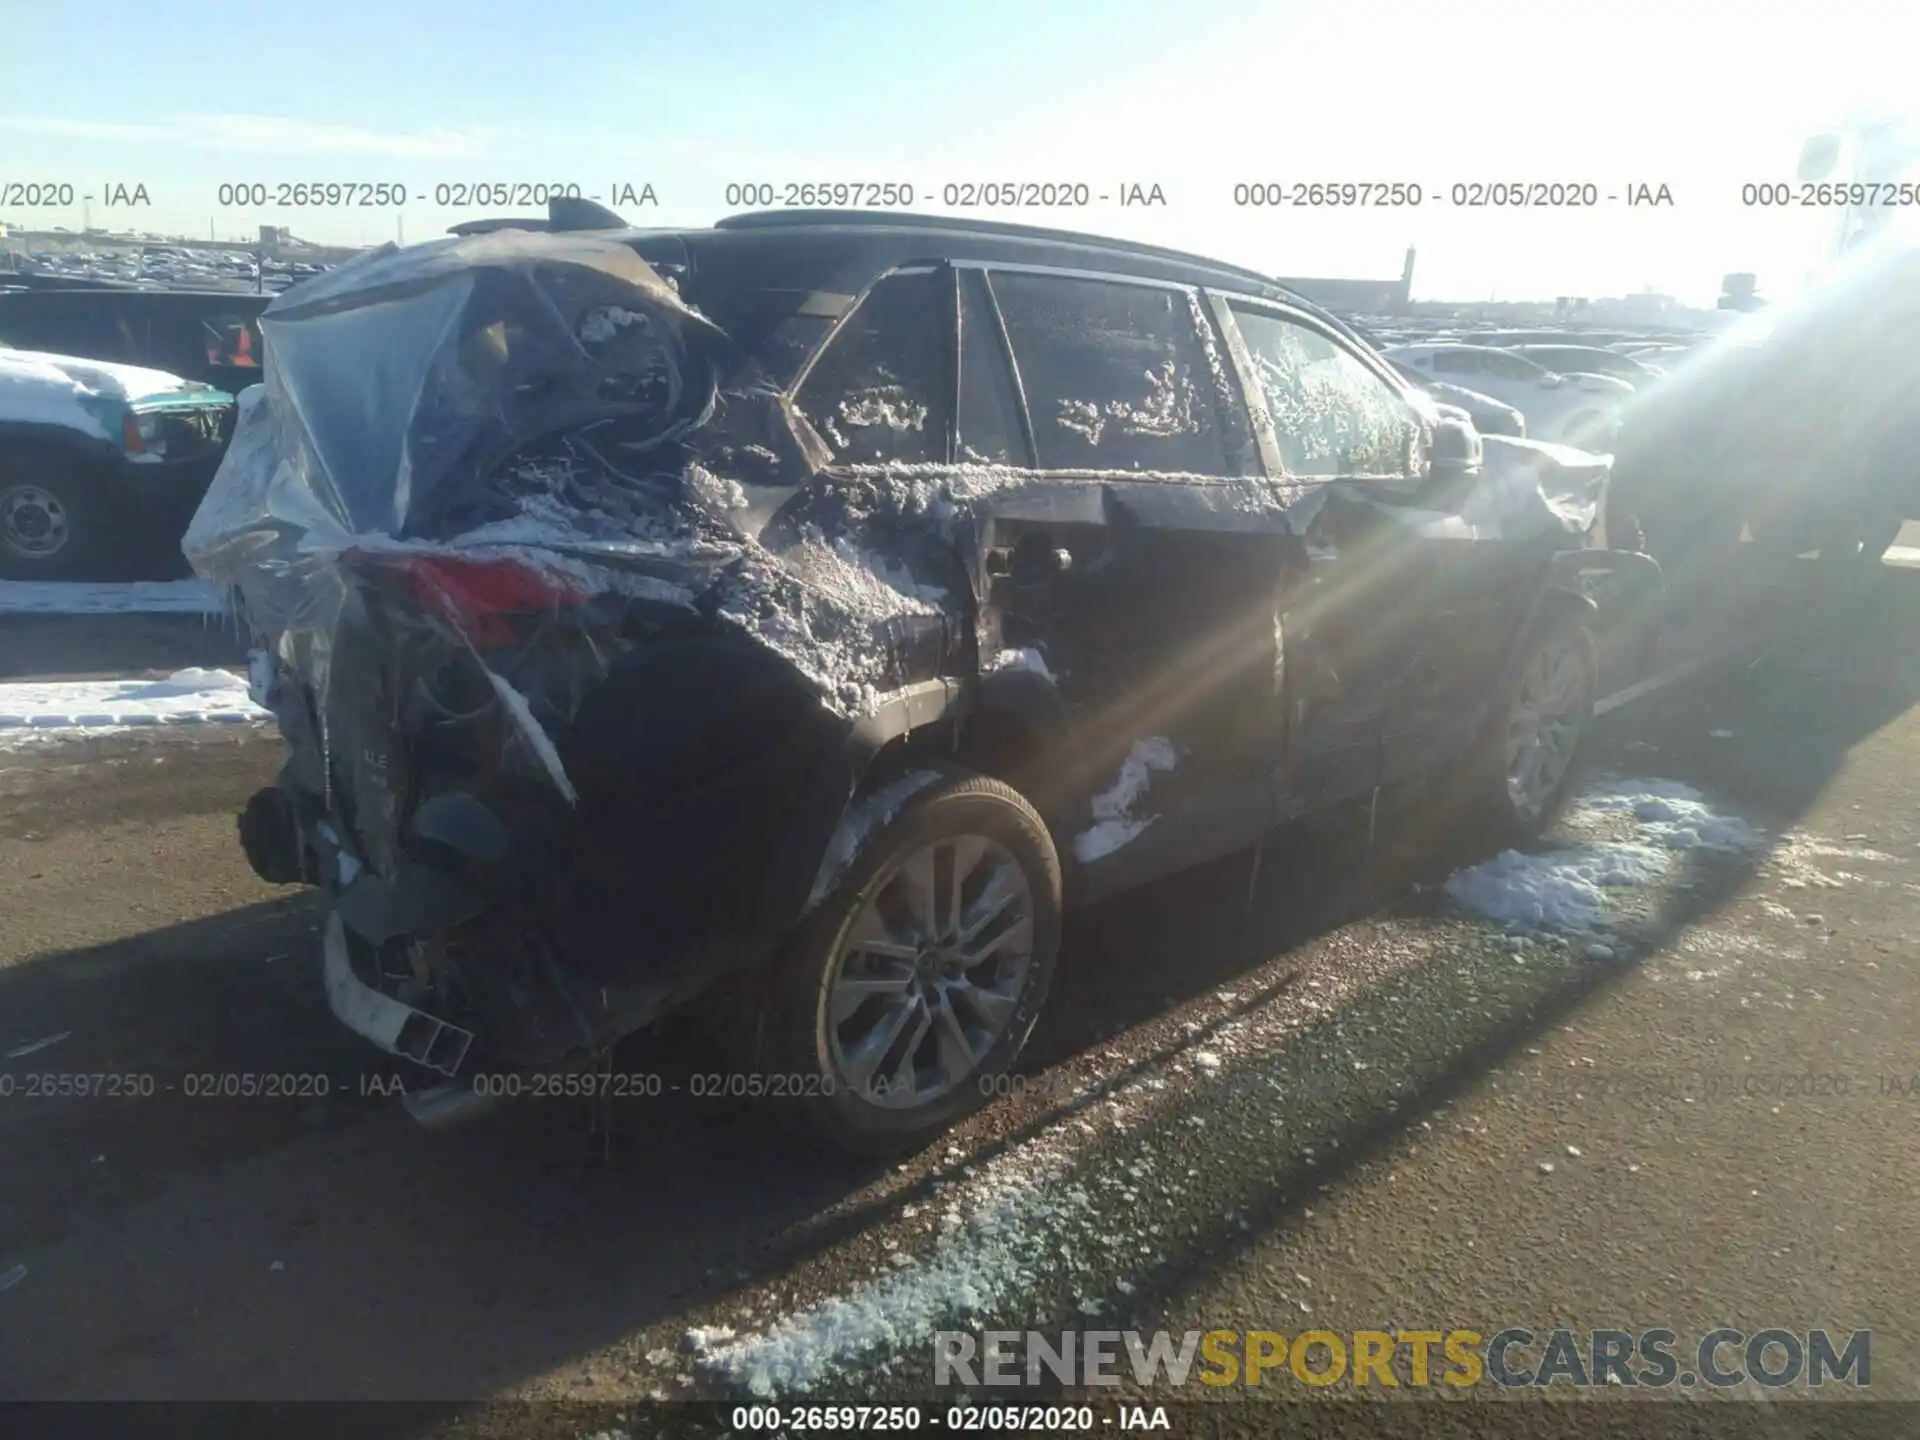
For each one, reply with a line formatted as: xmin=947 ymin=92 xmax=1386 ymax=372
xmin=1279 ymin=247 xmax=1416 ymax=312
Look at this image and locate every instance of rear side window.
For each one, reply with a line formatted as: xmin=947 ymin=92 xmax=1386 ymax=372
xmin=1429 ymin=349 xmax=1479 ymax=376
xmin=794 ymin=270 xmax=948 ymax=465
xmin=1229 ymin=307 xmax=1422 ymax=478
xmin=990 ymin=271 xmax=1229 ymax=474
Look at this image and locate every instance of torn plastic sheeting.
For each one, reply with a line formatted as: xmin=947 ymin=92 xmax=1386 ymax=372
xmin=189 ymin=229 xmax=733 ymax=560
xmin=183 ymin=231 xmax=754 ymax=808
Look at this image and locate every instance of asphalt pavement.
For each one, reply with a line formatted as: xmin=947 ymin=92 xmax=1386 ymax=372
xmin=0 ymin=556 xmax=1915 ymax=1438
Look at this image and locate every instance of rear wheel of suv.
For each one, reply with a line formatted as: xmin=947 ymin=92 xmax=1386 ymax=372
xmin=769 ymin=772 xmax=1062 ymax=1156
xmin=1470 ymin=610 xmax=1598 ymax=842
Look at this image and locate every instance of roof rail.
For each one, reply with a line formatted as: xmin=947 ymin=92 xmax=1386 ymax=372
xmin=446 ymin=216 xmax=549 ymax=236
xmin=713 ymin=209 xmax=1293 ymax=294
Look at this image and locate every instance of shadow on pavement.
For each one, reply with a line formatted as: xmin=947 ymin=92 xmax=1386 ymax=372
xmin=0 ymin=560 xmax=1913 ymax=1413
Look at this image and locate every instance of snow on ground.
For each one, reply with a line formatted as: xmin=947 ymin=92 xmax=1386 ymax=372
xmin=0 ymin=579 xmax=227 ymax=615
xmin=699 ymin=1137 xmax=1091 ymax=1398
xmin=1764 ymin=831 xmax=1895 ymax=891
xmin=0 ymin=668 xmax=266 ymax=744
xmin=1443 ymin=777 xmax=1765 ymax=938
xmin=1073 ymin=737 xmax=1179 ymax=863
xmin=1883 ymin=545 xmax=1920 ymax=568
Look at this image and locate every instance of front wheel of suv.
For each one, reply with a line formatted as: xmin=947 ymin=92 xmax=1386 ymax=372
xmin=769 ymin=772 xmax=1063 ymax=1157
xmin=1471 ymin=611 xmax=1598 ymax=843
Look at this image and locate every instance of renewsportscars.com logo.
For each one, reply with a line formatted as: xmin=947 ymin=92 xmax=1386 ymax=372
xmin=933 ymin=1327 xmax=1871 ymax=1390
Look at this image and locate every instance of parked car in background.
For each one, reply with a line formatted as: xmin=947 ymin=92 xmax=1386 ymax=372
xmin=1507 ymin=344 xmax=1662 ymax=388
xmin=1461 ymin=329 xmax=1659 ymax=349
xmin=1383 ymin=343 xmax=1632 ymax=447
xmin=200 ymin=207 xmax=1643 ymax=1154
xmin=0 ymin=287 xmax=270 ymax=396
xmin=1385 ymin=360 xmax=1527 ymax=437
xmin=0 ymin=347 xmax=235 ymax=577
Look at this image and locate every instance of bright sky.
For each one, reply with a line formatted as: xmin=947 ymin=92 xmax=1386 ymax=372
xmin=1 ymin=0 xmax=1913 ymax=305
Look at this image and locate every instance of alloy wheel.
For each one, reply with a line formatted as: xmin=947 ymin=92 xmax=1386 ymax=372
xmin=1504 ymin=633 xmax=1591 ymax=821
xmin=823 ymin=835 xmax=1035 ymax=1110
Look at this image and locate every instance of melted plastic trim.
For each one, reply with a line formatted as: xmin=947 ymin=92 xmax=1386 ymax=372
xmin=321 ymin=911 xmax=474 ymax=1076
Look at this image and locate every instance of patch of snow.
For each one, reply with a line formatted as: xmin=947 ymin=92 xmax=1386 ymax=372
xmin=1444 ymin=842 xmax=1668 ymax=935
xmin=1572 ymin=777 xmax=1765 ymax=852
xmin=1765 ymin=832 xmax=1889 ymax=890
xmin=1074 ymin=737 xmax=1179 ymax=863
xmin=1444 ymin=776 xmax=1762 ymax=938
xmin=0 ymin=668 xmax=268 ymax=744
xmin=838 ymin=386 xmax=929 ymax=435
xmin=985 ymin=647 xmax=1053 ymax=681
xmin=684 ymin=463 xmax=750 ymax=516
xmin=579 ymin=306 xmax=653 ymax=345
xmin=0 ymin=578 xmax=227 ymax=616
xmin=717 ymin=535 xmax=948 ymax=715
xmin=682 ymin=1325 xmax=737 ymax=1355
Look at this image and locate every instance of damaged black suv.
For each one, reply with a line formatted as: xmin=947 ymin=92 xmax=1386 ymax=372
xmin=194 ymin=206 xmax=1645 ymax=1153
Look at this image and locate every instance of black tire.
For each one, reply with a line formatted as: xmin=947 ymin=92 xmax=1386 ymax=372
xmin=0 ymin=461 xmax=96 ymax=580
xmin=765 ymin=771 xmax=1063 ymax=1157
xmin=1466 ymin=609 xmax=1598 ymax=844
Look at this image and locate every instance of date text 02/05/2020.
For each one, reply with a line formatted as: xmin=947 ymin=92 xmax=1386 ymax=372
xmin=719 ymin=181 xmax=1168 ymax=208
xmin=1229 ymin=180 xmax=1675 ymax=207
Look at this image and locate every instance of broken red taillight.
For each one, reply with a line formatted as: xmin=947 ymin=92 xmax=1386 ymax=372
xmin=359 ymin=553 xmax=589 ymax=646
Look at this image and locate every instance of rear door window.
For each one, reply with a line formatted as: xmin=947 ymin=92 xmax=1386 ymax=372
xmin=1228 ymin=306 xmax=1423 ymax=477
xmin=793 ymin=269 xmax=949 ymax=466
xmin=989 ymin=271 xmax=1232 ymax=474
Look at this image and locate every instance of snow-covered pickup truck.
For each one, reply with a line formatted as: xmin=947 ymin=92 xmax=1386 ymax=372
xmin=0 ymin=348 xmax=235 ymax=578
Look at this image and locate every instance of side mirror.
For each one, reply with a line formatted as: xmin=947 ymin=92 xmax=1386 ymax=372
xmin=1430 ymin=415 xmax=1482 ymax=474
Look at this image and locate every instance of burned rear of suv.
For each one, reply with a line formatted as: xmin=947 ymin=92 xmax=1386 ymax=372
xmin=192 ymin=229 xmax=947 ymax=1093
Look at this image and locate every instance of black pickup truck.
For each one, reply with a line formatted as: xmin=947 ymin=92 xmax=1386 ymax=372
xmin=0 ymin=287 xmax=270 ymax=396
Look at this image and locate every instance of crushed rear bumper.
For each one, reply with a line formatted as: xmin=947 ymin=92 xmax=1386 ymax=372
xmin=320 ymin=909 xmax=474 ymax=1077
